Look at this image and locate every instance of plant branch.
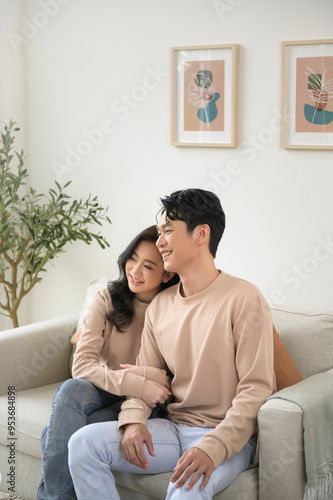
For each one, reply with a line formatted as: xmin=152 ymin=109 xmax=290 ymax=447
xmin=0 ymin=120 xmax=111 ymax=328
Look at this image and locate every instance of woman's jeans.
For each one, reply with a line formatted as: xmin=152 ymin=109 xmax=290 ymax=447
xmin=37 ymin=378 xmax=126 ymax=500
xmin=37 ymin=378 xmax=167 ymax=500
xmin=68 ymin=418 xmax=257 ymax=500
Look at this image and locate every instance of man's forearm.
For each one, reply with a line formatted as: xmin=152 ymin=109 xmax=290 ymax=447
xmin=118 ymin=397 xmax=151 ymax=432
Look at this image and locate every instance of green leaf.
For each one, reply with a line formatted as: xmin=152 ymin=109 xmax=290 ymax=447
xmin=27 ymin=226 xmax=35 ymax=238
xmin=0 ymin=120 xmax=111 ymax=326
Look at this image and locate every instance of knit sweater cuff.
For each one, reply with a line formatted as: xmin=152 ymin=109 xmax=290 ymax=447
xmin=194 ymin=437 xmax=227 ymax=468
xmin=118 ymin=407 xmax=148 ymax=433
xmin=143 ymin=366 xmax=168 ymax=386
xmin=121 ymin=372 xmax=146 ymax=399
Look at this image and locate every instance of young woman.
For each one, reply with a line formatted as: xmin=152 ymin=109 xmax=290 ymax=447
xmin=37 ymin=225 xmax=179 ymax=500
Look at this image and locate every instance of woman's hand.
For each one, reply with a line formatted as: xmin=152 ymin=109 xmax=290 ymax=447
xmin=142 ymin=380 xmax=171 ymax=407
xmin=120 ymin=364 xmax=172 ymax=407
xmin=120 ymin=364 xmax=144 ymax=377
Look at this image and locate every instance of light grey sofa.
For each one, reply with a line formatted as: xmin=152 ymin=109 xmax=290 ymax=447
xmin=0 ymin=285 xmax=332 ymax=500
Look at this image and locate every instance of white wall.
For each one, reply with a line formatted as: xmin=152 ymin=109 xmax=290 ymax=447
xmin=1 ymin=0 xmax=333 ymax=329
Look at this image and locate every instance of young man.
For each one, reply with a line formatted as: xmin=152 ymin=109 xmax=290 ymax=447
xmin=68 ymin=189 xmax=276 ymax=500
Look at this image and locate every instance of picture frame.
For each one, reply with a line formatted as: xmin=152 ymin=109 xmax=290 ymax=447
xmin=171 ymin=44 xmax=238 ymax=148
xmin=281 ymin=39 xmax=333 ymax=149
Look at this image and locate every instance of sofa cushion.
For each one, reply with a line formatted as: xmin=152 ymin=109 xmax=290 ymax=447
xmin=71 ymin=328 xmax=82 ymax=344
xmin=0 ymin=316 xmax=76 ymax=396
xmin=270 ymin=303 xmax=333 ymax=378
xmin=113 ymin=465 xmax=258 ymax=500
xmin=273 ymin=325 xmax=303 ymax=391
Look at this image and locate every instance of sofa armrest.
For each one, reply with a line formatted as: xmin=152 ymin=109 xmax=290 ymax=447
xmin=0 ymin=314 xmax=78 ymax=395
xmin=258 ymin=370 xmax=333 ymax=500
xmin=258 ymin=397 xmax=306 ymax=500
xmin=258 ymin=369 xmax=333 ymax=500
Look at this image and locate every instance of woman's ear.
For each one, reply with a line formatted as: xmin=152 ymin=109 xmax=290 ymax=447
xmin=162 ymin=271 xmax=175 ymax=283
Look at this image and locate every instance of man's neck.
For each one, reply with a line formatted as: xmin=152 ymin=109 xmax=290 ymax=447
xmin=179 ymin=262 xmax=220 ymax=298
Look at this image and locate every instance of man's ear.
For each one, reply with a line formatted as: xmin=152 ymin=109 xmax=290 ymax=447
xmin=162 ymin=271 xmax=175 ymax=283
xmin=196 ymin=224 xmax=210 ymax=246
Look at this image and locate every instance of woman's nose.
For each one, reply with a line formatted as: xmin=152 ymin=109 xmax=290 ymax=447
xmin=132 ymin=262 xmax=142 ymax=275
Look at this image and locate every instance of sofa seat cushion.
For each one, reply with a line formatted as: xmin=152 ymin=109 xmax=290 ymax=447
xmin=113 ymin=465 xmax=258 ymax=499
xmin=0 ymin=382 xmax=62 ymax=460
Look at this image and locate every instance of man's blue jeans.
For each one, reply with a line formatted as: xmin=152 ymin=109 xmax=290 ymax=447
xmin=68 ymin=418 xmax=256 ymax=500
xmin=37 ymin=378 xmax=126 ymax=500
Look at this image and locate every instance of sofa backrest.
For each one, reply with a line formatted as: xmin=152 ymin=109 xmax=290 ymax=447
xmin=270 ymin=303 xmax=333 ymax=379
xmin=0 ymin=314 xmax=78 ymax=395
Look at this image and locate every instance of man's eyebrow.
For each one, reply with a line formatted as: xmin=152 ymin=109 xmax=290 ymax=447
xmin=156 ymin=221 xmax=173 ymax=232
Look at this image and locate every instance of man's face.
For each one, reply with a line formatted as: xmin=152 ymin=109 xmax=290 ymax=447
xmin=156 ymin=211 xmax=197 ymax=274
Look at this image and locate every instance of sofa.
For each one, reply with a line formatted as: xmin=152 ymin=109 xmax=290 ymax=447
xmin=0 ymin=278 xmax=332 ymax=500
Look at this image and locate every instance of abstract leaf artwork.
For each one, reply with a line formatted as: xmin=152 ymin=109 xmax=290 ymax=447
xmin=279 ymin=40 xmax=333 ymax=148
xmin=295 ymin=55 xmax=333 ymax=135
xmin=187 ymin=70 xmax=220 ymax=124
xmin=304 ymin=68 xmax=333 ymax=125
xmin=183 ymin=60 xmax=225 ymax=133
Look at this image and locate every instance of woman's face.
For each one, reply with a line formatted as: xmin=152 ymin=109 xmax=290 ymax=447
xmin=125 ymin=240 xmax=167 ymax=303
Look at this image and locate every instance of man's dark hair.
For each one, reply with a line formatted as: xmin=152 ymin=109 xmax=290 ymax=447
xmin=158 ymin=189 xmax=226 ymax=258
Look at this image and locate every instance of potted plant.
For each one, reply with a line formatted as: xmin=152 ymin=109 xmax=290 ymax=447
xmin=0 ymin=120 xmax=111 ymax=328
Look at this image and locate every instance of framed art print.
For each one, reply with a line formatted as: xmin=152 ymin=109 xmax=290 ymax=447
xmin=171 ymin=44 xmax=238 ymax=147
xmin=281 ymin=39 xmax=333 ymax=149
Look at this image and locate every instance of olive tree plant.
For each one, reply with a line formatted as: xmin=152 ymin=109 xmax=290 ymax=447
xmin=0 ymin=120 xmax=111 ymax=328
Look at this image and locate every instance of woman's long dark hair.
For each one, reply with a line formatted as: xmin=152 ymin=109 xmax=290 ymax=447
xmin=106 ymin=225 xmax=179 ymax=332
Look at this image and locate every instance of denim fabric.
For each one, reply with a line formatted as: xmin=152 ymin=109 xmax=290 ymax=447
xmin=37 ymin=378 xmax=125 ymax=500
xmin=68 ymin=418 xmax=256 ymax=500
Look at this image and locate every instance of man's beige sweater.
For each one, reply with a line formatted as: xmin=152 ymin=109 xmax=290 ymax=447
xmin=72 ymin=288 xmax=169 ymax=399
xmin=119 ymin=271 xmax=276 ymax=468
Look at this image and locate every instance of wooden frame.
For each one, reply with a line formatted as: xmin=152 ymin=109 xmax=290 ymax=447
xmin=171 ymin=44 xmax=238 ymax=148
xmin=281 ymin=39 xmax=333 ymax=149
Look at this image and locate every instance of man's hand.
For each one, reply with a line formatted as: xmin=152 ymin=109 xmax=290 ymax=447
xmin=121 ymin=423 xmax=154 ymax=470
xmin=170 ymin=447 xmax=214 ymax=491
xmin=142 ymin=380 xmax=171 ymax=408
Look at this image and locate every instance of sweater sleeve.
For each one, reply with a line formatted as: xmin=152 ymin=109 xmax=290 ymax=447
xmin=118 ymin=306 xmax=168 ymax=429
xmin=72 ymin=290 xmax=146 ymax=398
xmin=194 ymin=294 xmax=275 ymax=467
xmin=142 ymin=366 xmax=171 ymax=389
